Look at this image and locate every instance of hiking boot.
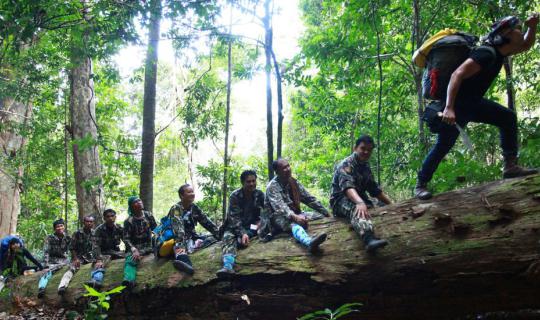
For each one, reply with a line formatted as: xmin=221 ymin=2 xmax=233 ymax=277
xmin=37 ymin=288 xmax=45 ymax=299
xmin=57 ymin=286 xmax=66 ymax=296
xmin=216 ymin=267 xmax=235 ymax=278
xmin=503 ymin=156 xmax=538 ymax=179
xmin=308 ymin=233 xmax=327 ymax=253
xmin=414 ymin=182 xmax=432 ymax=200
xmin=173 ymin=254 xmax=194 ymax=275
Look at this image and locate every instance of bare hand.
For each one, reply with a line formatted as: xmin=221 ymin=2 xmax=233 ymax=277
xmin=354 ymin=203 xmax=370 ymax=220
xmin=442 ymin=107 xmax=456 ymax=125
xmin=293 ymin=214 xmax=308 ymax=227
xmin=241 ymin=234 xmax=250 ymax=246
xmin=94 ymin=261 xmax=104 ymax=269
xmin=525 ymin=13 xmax=539 ymax=27
xmin=131 ymin=249 xmax=141 ymax=261
xmin=72 ymin=259 xmax=81 ymax=269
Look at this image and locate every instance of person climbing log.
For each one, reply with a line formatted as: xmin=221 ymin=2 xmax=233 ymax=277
xmin=415 ymin=14 xmax=539 ymax=200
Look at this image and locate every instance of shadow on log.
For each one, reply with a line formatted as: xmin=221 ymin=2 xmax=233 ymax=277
xmin=9 ymin=175 xmax=540 ymax=319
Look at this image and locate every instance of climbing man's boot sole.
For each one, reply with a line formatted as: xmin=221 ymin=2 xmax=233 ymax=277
xmin=173 ymin=260 xmax=194 ymax=275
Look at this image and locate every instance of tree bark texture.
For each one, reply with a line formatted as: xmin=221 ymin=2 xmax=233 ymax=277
xmin=503 ymin=57 xmax=515 ymax=111
xmin=69 ymin=55 xmax=105 ymax=224
xmin=263 ymin=0 xmax=274 ymax=181
xmin=0 ymin=98 xmax=31 ymax=237
xmin=139 ymin=0 xmax=161 ymax=213
xmin=271 ymin=50 xmax=283 ymax=159
xmin=12 ymin=174 xmax=540 ymax=319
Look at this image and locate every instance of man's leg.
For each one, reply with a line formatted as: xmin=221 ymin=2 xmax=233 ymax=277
xmin=58 ymin=264 xmax=79 ymax=295
xmin=217 ymin=231 xmax=237 ymax=277
xmin=87 ymin=256 xmax=110 ymax=289
xmin=172 ymin=241 xmax=194 ymax=275
xmin=122 ymin=254 xmax=138 ymax=288
xmin=471 ymin=98 xmax=537 ymax=178
xmin=333 ymin=197 xmax=387 ymax=253
xmin=416 ymin=124 xmax=460 ymax=199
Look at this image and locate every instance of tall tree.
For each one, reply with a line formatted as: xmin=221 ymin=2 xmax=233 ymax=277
xmin=139 ymin=0 xmax=162 ymax=212
xmin=272 ymin=50 xmax=284 ymax=159
xmin=263 ymin=0 xmax=274 ymax=180
xmin=222 ymin=5 xmax=233 ymax=220
xmin=0 ymin=97 xmax=32 ymax=237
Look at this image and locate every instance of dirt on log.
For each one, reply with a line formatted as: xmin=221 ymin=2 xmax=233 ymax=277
xmin=8 ymin=174 xmax=540 ymax=319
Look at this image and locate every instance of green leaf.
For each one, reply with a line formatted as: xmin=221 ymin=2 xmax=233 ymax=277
xmin=83 ymin=284 xmax=102 ymax=297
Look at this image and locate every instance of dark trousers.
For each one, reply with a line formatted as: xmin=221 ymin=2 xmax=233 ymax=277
xmin=418 ymin=97 xmax=518 ymax=184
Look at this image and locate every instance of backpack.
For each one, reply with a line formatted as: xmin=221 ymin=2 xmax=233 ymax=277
xmin=153 ymin=216 xmax=175 ymax=246
xmin=413 ymin=30 xmax=479 ymax=100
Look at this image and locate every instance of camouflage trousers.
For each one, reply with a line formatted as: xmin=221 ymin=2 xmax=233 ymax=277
xmin=332 ymin=197 xmax=373 ymax=238
xmin=221 ymin=230 xmax=256 ymax=256
xmin=270 ymin=210 xmax=324 ymax=234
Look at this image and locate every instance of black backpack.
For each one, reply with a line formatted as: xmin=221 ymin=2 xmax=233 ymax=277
xmin=422 ymin=33 xmax=479 ymax=100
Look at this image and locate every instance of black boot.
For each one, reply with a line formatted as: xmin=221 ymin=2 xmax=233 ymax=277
xmin=363 ymin=231 xmax=388 ymax=253
xmin=173 ymin=254 xmax=194 ymax=275
xmin=414 ymin=181 xmax=432 ymax=200
xmin=308 ymin=233 xmax=327 ymax=253
xmin=503 ymin=155 xmax=538 ymax=179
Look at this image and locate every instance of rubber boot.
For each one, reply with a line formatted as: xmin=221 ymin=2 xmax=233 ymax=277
xmin=308 ymin=233 xmax=327 ymax=253
xmin=38 ymin=271 xmax=52 ymax=298
xmin=87 ymin=268 xmax=105 ymax=289
xmin=216 ymin=254 xmax=236 ymax=278
xmin=363 ymin=231 xmax=388 ymax=253
xmin=503 ymin=156 xmax=538 ymax=179
xmin=414 ymin=181 xmax=432 ymax=200
xmin=122 ymin=255 xmax=138 ymax=289
xmin=173 ymin=254 xmax=194 ymax=275
xmin=291 ymin=224 xmax=312 ymax=247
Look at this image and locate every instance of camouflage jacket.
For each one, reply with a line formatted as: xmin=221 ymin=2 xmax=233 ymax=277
xmin=224 ymin=188 xmax=265 ymax=237
xmin=123 ymin=210 xmax=157 ymax=253
xmin=330 ymin=153 xmax=382 ymax=208
xmin=265 ymin=176 xmax=329 ymax=219
xmin=168 ymin=202 xmax=219 ymax=244
xmin=70 ymin=228 xmax=98 ymax=263
xmin=94 ymin=223 xmax=123 ymax=257
xmin=43 ymin=233 xmax=71 ymax=266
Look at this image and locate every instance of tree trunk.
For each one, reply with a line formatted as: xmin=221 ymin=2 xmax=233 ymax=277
xmin=271 ymin=50 xmax=283 ymax=159
xmin=0 ymin=98 xmax=32 ymax=237
xmin=222 ymin=7 xmax=233 ymax=221
xmin=14 ymin=174 xmax=540 ymax=319
xmin=412 ymin=0 xmax=427 ymax=149
xmin=69 ymin=55 xmax=105 ymax=224
xmin=139 ymin=0 xmax=161 ymax=213
xmin=263 ymin=0 xmax=274 ymax=180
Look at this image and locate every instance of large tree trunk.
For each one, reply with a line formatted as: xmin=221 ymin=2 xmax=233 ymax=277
xmin=222 ymin=8 xmax=233 ymax=221
xmin=139 ymin=0 xmax=161 ymax=213
xmin=0 ymin=98 xmax=32 ymax=237
xmin=271 ymin=50 xmax=284 ymax=159
xmin=69 ymin=55 xmax=105 ymax=224
xmin=263 ymin=0 xmax=274 ymax=180
xmin=12 ymin=174 xmax=540 ymax=319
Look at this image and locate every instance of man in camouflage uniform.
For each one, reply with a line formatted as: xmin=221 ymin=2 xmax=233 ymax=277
xmin=122 ymin=196 xmax=157 ymax=288
xmin=266 ymin=158 xmax=329 ymax=252
xmin=331 ymin=135 xmax=392 ymax=253
xmin=89 ymin=209 xmax=124 ymax=288
xmin=168 ymin=184 xmax=220 ymax=275
xmin=217 ymin=170 xmax=265 ymax=277
xmin=38 ymin=219 xmax=71 ymax=298
xmin=57 ymin=215 xmax=101 ymax=295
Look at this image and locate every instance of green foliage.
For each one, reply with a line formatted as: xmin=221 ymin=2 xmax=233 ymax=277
xmin=83 ymin=284 xmax=126 ymax=320
xmin=298 ymin=302 xmax=362 ymax=320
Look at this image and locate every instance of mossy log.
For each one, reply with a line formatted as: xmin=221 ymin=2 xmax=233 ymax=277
xmin=10 ymin=175 xmax=540 ymax=319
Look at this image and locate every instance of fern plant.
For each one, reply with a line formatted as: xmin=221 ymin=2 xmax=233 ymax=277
xmin=298 ymin=303 xmax=362 ymax=320
xmin=83 ymin=284 xmax=126 ymax=320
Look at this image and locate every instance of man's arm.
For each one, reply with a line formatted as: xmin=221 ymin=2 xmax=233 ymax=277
xmin=122 ymin=220 xmax=136 ymax=254
xmin=443 ymin=58 xmax=483 ymax=125
xmin=227 ymin=194 xmax=248 ymax=237
xmin=516 ymin=13 xmax=538 ymax=54
xmin=376 ymin=192 xmax=392 ymax=205
xmin=194 ymin=207 xmax=220 ymax=239
xmin=298 ymin=182 xmax=330 ymax=217
xmin=22 ymin=248 xmax=43 ymax=270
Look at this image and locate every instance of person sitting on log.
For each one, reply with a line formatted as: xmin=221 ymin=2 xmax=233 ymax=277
xmin=88 ymin=209 xmax=125 ymax=288
xmin=37 ymin=219 xmax=71 ymax=298
xmin=265 ymin=158 xmax=329 ymax=252
xmin=217 ymin=170 xmax=266 ymax=277
xmin=331 ymin=135 xmax=392 ymax=253
xmin=57 ymin=215 xmax=102 ymax=295
xmin=163 ymin=184 xmax=220 ymax=276
xmin=122 ymin=196 xmax=157 ymax=289
xmin=0 ymin=236 xmax=43 ymax=281
xmin=415 ymin=14 xmax=539 ymax=200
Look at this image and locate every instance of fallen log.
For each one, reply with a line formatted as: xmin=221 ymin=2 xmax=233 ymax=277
xmin=8 ymin=174 xmax=540 ymax=319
